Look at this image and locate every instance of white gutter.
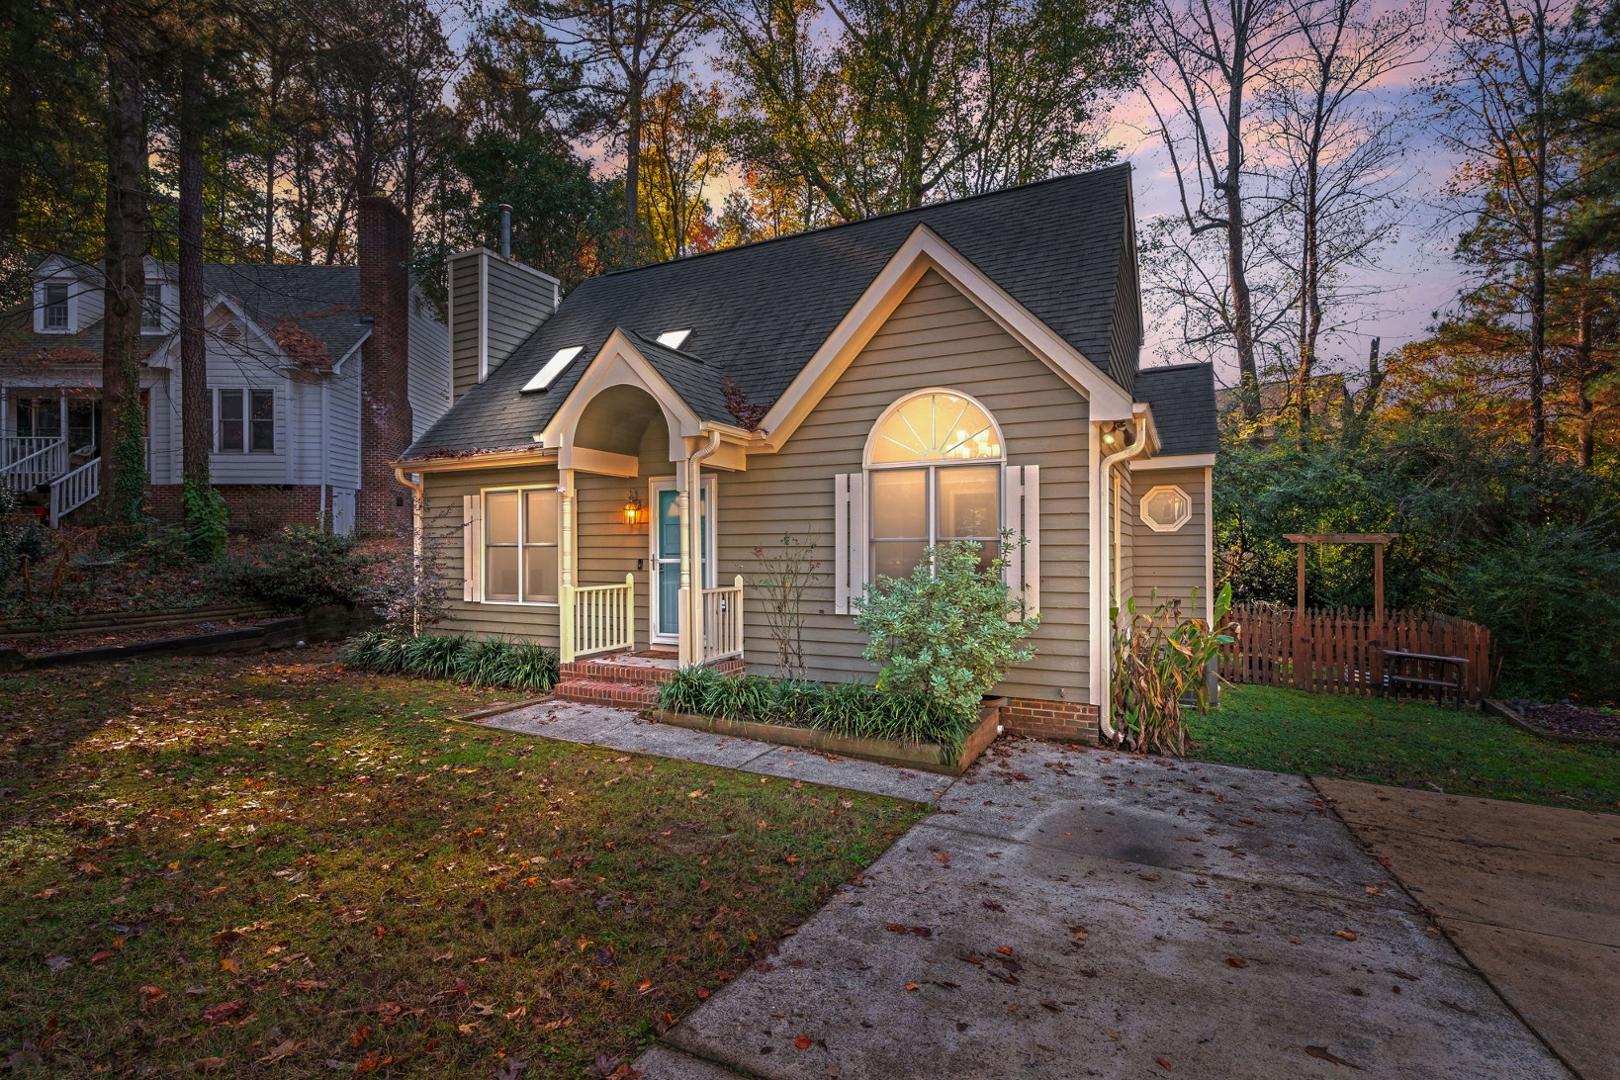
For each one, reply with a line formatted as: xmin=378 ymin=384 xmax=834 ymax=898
xmin=1097 ymin=412 xmax=1150 ymax=744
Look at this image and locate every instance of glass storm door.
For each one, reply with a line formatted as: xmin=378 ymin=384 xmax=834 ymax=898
xmin=651 ymin=479 xmax=711 ymax=643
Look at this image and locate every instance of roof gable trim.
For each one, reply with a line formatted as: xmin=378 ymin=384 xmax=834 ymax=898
xmin=756 ymin=224 xmax=1135 ymax=451
xmin=538 ymin=328 xmax=703 ymax=460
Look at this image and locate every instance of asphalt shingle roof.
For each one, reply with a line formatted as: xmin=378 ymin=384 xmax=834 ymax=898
xmin=410 ymin=164 xmax=1143 ymax=458
xmin=1136 ymin=363 xmax=1219 ymax=456
xmin=0 ymin=263 xmax=367 ymax=372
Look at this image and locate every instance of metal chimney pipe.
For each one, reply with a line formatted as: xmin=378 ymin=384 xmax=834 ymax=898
xmin=498 ymin=204 xmax=512 ymax=258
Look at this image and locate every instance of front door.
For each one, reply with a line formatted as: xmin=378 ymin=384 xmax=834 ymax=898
xmin=650 ymin=477 xmax=713 ymax=644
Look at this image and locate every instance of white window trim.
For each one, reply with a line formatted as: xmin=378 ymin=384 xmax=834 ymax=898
xmin=212 ymin=388 xmax=277 ymax=454
xmin=141 ymin=282 xmax=166 ymax=334
xmin=648 ymin=475 xmax=716 ymax=643
xmin=862 ymin=388 xmax=1006 ymax=579
xmin=36 ymin=280 xmax=75 ymax=334
xmin=1141 ymin=483 xmax=1192 ymax=533
xmin=477 ymin=483 xmax=560 ymax=607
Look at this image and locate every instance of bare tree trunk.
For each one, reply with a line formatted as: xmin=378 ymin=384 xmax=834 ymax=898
xmin=180 ymin=50 xmax=209 ymax=490
xmin=1225 ymin=21 xmax=1262 ymax=422
xmin=100 ymin=20 xmax=149 ymax=525
xmin=625 ymin=72 xmax=644 ymax=224
xmin=0 ymin=14 xmax=36 ymax=238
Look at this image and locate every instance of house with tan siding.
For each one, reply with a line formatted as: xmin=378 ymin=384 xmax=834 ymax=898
xmin=398 ymin=166 xmax=1218 ymax=742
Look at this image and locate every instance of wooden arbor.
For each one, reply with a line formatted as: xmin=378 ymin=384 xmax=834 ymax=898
xmin=1283 ymin=533 xmax=1398 ymax=622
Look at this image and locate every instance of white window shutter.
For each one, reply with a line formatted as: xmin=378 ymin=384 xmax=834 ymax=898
xmin=463 ymin=494 xmax=482 ymax=602
xmin=1003 ymin=465 xmax=1040 ymax=617
xmin=834 ymin=473 xmax=866 ymax=614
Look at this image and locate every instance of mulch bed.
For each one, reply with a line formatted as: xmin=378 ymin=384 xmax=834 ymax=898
xmin=1507 ymin=700 xmax=1620 ymax=744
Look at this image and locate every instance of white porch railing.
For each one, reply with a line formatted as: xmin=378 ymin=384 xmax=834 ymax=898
xmin=49 ymin=458 xmax=100 ymax=526
xmin=2 ymin=435 xmax=62 ymax=469
xmin=701 ymin=576 xmax=745 ymax=663
xmin=0 ymin=438 xmax=66 ymax=493
xmin=561 ymin=573 xmax=634 ymax=663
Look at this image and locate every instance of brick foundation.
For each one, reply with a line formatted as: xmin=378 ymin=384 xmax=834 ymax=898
xmin=999 ymin=698 xmax=1101 ymax=744
xmin=144 ymin=484 xmax=323 ymax=533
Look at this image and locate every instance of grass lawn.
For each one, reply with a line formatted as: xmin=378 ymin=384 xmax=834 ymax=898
xmin=0 ymin=649 xmax=924 ymax=1077
xmin=1189 ymin=684 xmax=1620 ymax=813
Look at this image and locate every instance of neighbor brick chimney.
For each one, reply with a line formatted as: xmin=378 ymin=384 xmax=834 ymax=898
xmin=357 ymin=195 xmax=413 ymax=536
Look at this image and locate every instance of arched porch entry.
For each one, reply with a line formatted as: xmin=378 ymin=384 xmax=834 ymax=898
xmin=548 ymin=360 xmax=743 ymax=668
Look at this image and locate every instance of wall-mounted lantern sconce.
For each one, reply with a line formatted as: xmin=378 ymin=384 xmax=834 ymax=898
xmin=623 ymin=491 xmax=647 ymax=530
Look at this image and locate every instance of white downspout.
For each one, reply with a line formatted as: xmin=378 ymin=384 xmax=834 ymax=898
xmin=683 ymin=429 xmax=722 ymax=666
xmin=393 ymin=466 xmax=425 ymax=635
xmin=1097 ymin=417 xmax=1149 ymax=743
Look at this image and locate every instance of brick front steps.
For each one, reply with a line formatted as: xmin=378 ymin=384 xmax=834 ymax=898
xmin=553 ymin=652 xmax=744 ymax=708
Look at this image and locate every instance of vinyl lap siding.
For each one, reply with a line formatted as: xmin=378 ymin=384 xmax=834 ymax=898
xmin=715 ymin=270 xmax=1093 ymax=702
xmin=326 ymin=353 xmax=362 ymax=489
xmin=449 ymin=255 xmax=482 ymax=401
xmin=484 ymin=258 xmax=555 ymax=375
xmin=1132 ymin=466 xmax=1209 ymax=618
xmin=407 ymin=288 xmax=451 ymax=438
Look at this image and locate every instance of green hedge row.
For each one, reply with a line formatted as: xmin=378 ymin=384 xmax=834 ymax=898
xmin=656 ymin=666 xmax=974 ymax=757
xmin=343 ymin=631 xmax=559 ymax=691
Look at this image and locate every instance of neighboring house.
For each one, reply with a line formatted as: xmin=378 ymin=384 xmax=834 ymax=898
xmin=0 ymin=198 xmax=447 ymax=535
xmin=400 ymin=166 xmax=1217 ymax=741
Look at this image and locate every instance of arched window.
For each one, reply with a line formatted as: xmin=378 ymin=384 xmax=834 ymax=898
xmin=864 ymin=390 xmax=1005 ymax=579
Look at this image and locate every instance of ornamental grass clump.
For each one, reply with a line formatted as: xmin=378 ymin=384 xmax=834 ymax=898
xmin=854 ymin=537 xmax=1037 ymax=732
xmin=1110 ymin=583 xmax=1233 ymax=755
xmin=344 ymin=631 xmax=558 ymax=692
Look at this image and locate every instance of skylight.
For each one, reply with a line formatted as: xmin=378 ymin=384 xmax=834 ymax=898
xmin=521 ymin=345 xmax=584 ymax=392
xmin=654 ymin=328 xmax=692 ymax=350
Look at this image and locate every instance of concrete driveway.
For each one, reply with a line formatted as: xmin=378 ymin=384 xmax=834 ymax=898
xmin=1318 ymin=780 xmax=1619 ymax=1080
xmin=636 ymin=741 xmax=1569 ymax=1079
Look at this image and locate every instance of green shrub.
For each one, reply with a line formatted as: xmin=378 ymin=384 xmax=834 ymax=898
xmin=0 ymin=487 xmax=49 ymax=590
xmin=232 ymin=526 xmax=373 ymax=613
xmin=854 ymin=537 xmax=1037 ymax=728
xmin=344 ymin=631 xmax=559 ymax=692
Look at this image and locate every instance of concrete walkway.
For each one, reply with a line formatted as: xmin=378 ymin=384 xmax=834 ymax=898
xmin=479 ymin=699 xmax=956 ymax=803
xmin=477 ymin=703 xmax=1572 ymax=1079
xmin=1319 ymin=780 xmax=1620 ymax=1080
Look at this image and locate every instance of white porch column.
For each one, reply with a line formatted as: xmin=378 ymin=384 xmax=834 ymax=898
xmin=687 ymin=456 xmax=705 ymax=666
xmin=675 ymin=461 xmax=692 ymax=665
xmin=559 ymin=467 xmax=576 ymax=663
xmin=59 ymin=388 xmax=67 ymax=442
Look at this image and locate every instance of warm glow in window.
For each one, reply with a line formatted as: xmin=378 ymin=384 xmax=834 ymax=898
xmin=868 ymin=392 xmax=1001 ymax=464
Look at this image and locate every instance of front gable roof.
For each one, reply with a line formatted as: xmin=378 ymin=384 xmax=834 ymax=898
xmin=407 ymin=165 xmax=1140 ymax=459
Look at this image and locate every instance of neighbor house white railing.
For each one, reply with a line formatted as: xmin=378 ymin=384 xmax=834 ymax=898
xmin=701 ymin=576 xmax=745 ymax=663
xmin=561 ymin=573 xmax=634 ymax=663
xmin=2 ymin=435 xmax=61 ymax=469
xmin=49 ymin=457 xmax=100 ymax=526
xmin=0 ymin=438 xmax=67 ymax=493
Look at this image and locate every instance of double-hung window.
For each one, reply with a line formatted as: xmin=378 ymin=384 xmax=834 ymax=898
xmin=866 ymin=390 xmax=1004 ymax=578
xmin=42 ymin=284 xmax=70 ymax=331
xmin=483 ymin=487 xmax=559 ymax=603
xmin=214 ymin=389 xmax=275 ymax=453
xmin=141 ymin=283 xmax=164 ymax=333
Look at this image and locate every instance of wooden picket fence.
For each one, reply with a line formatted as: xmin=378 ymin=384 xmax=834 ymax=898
xmin=1215 ymin=605 xmax=1495 ymax=704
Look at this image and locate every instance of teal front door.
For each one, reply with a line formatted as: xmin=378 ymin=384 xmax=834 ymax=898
xmin=651 ymin=480 xmax=711 ymax=642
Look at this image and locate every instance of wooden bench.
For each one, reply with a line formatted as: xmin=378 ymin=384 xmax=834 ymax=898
xmin=1381 ymin=649 xmax=1468 ymax=709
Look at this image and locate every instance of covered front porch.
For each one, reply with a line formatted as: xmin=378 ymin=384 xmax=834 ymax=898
xmin=548 ymin=376 xmax=746 ymax=672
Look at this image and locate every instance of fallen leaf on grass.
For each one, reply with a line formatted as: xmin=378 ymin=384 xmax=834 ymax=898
xmin=89 ymin=949 xmax=116 ymax=964
xmin=139 ymin=985 xmax=166 ymax=1002
xmin=201 ymin=1001 xmax=246 ymax=1025
xmin=192 ymin=1057 xmax=227 ymax=1073
xmin=44 ymin=955 xmax=72 ymax=972
xmin=257 ymin=1040 xmax=301 ymax=1064
xmin=1305 ymin=1046 xmax=1362 ymax=1069
xmin=495 ymin=1056 xmax=529 ymax=1080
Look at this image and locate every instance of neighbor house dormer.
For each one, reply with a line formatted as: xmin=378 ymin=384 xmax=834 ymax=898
xmin=31 ymin=255 xmax=102 ymax=335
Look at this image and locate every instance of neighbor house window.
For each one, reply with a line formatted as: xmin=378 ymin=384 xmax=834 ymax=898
xmin=214 ymin=389 xmax=275 ymax=453
xmin=1141 ymin=484 xmax=1192 ymax=532
xmin=483 ymin=487 xmax=559 ymax=603
xmin=42 ymin=284 xmax=70 ymax=331
xmin=865 ymin=390 xmax=1003 ymax=578
xmin=141 ymin=282 xmax=164 ymax=333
